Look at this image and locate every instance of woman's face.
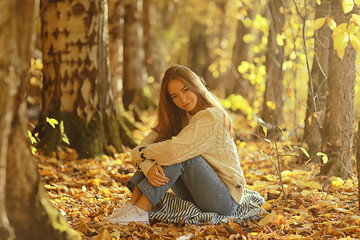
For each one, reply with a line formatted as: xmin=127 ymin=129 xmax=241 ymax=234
xmin=167 ymin=79 xmax=199 ymax=114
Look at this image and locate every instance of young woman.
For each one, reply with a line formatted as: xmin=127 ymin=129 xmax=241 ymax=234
xmin=106 ymin=65 xmax=247 ymax=225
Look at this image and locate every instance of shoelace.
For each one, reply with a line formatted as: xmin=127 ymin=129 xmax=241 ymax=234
xmin=106 ymin=200 xmax=132 ymax=219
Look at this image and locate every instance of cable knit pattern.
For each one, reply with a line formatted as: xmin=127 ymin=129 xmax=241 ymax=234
xmin=137 ymin=131 xmax=159 ymax=175
xmin=131 ymin=107 xmax=246 ymax=204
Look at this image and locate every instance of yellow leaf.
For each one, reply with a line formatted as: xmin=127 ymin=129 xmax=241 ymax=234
xmin=332 ymin=23 xmax=349 ymax=59
xmin=330 ymin=176 xmax=344 ymax=190
xmin=301 ymin=190 xmax=311 ymax=197
xmin=317 ymin=200 xmax=333 ymax=207
xmin=243 ymin=33 xmax=255 ymax=43
xmin=237 ymin=61 xmax=250 ymax=73
xmin=352 ymin=14 xmax=360 ymax=26
xmin=342 ymin=0 xmax=354 ymax=14
xmin=276 ymin=34 xmax=284 ymax=46
xmin=355 ymin=0 xmax=360 ymax=6
xmin=262 ymin=202 xmax=272 ymax=211
xmin=326 ymin=17 xmax=337 ymax=30
xmin=348 ymin=22 xmax=359 ymax=34
xmin=299 ymin=181 xmax=322 ymax=190
xmin=299 ymin=147 xmax=310 ymax=158
xmin=266 ymin=101 xmax=276 ymax=110
xmin=314 ymin=17 xmax=326 ymax=30
xmin=258 ymin=212 xmax=276 ymax=226
xmin=346 ymin=179 xmax=354 ymax=187
xmin=317 ymin=0 xmax=321 ymax=5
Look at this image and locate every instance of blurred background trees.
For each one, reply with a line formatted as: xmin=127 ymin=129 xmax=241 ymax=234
xmin=25 ymin=0 xmax=360 ymax=177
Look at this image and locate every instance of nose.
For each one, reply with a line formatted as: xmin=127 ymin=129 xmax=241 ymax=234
xmin=179 ymin=93 xmax=187 ymax=103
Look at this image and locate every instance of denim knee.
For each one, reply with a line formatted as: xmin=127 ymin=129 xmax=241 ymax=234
xmin=126 ymin=171 xmax=146 ymax=193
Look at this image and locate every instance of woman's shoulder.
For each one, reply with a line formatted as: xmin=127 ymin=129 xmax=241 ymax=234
xmin=192 ymin=107 xmax=223 ymax=121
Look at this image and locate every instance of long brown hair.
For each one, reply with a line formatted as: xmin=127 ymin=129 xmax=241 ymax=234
xmin=153 ymin=65 xmax=233 ymax=140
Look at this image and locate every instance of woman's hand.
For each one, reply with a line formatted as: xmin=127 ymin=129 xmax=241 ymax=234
xmin=147 ymin=165 xmax=169 ymax=187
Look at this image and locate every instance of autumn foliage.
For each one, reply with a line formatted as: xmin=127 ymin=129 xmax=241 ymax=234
xmin=34 ymin=112 xmax=360 ymax=239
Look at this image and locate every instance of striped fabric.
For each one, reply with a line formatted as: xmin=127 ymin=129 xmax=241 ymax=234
xmin=149 ymin=189 xmax=265 ymax=225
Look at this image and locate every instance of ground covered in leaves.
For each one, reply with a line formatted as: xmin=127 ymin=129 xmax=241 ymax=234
xmin=34 ymin=113 xmax=360 ymax=240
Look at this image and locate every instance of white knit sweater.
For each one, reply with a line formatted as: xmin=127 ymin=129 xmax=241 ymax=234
xmin=131 ymin=107 xmax=246 ymax=204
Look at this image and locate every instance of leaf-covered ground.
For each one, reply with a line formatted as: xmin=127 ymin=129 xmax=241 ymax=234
xmin=34 ymin=113 xmax=360 ymax=240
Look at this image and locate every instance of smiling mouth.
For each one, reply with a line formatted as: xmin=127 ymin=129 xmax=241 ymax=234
xmin=183 ymin=102 xmax=191 ymax=107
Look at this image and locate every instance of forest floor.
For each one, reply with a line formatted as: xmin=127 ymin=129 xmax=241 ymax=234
xmin=34 ymin=112 xmax=360 ymax=240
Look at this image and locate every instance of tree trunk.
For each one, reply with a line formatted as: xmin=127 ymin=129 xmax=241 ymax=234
xmin=143 ymin=0 xmax=166 ymax=83
xmin=357 ymin=122 xmax=360 ymax=211
xmin=0 ymin=1 xmax=80 ymax=239
xmin=108 ymin=0 xmax=124 ymax=113
xmin=38 ymin=0 xmax=136 ymax=158
xmin=187 ymin=21 xmax=211 ymax=85
xmin=226 ymin=7 xmax=255 ymax=100
xmin=205 ymin=1 xmax=227 ymax=91
xmin=260 ymin=0 xmax=285 ymax=128
xmin=302 ymin=1 xmax=330 ymax=159
xmin=320 ymin=0 xmax=356 ymax=178
xmin=123 ymin=0 xmax=146 ymax=112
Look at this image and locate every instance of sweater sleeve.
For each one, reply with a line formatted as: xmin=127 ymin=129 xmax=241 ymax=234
xmin=139 ymin=160 xmax=156 ymax=176
xmin=131 ymin=130 xmax=159 ymax=163
xmin=132 ymin=108 xmax=221 ymax=166
xmin=139 ymin=130 xmax=159 ymax=146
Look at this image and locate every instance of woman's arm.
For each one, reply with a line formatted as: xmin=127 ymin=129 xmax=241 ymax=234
xmin=132 ymin=108 xmax=221 ymax=166
xmin=138 ymin=160 xmax=156 ymax=176
xmin=132 ymin=130 xmax=159 ymax=164
xmin=138 ymin=130 xmax=159 ymax=147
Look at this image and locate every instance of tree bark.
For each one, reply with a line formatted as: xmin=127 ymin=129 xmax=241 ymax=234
xmin=260 ymin=0 xmax=285 ymax=128
xmin=302 ymin=1 xmax=330 ymax=159
xmin=143 ymin=0 xmax=166 ymax=83
xmin=357 ymin=122 xmax=360 ymax=211
xmin=226 ymin=6 xmax=255 ymax=100
xmin=0 ymin=0 xmax=81 ymax=239
xmin=320 ymin=0 xmax=356 ymax=178
xmin=38 ymin=0 xmax=136 ymax=158
xmin=108 ymin=0 xmax=124 ymax=113
xmin=187 ymin=21 xmax=211 ymax=84
xmin=123 ymin=0 xmax=145 ymax=111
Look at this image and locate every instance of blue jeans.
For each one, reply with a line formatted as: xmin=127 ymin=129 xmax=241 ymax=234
xmin=126 ymin=155 xmax=238 ymax=215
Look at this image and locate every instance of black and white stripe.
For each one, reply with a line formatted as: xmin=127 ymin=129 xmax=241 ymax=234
xmin=149 ymin=189 xmax=265 ymax=225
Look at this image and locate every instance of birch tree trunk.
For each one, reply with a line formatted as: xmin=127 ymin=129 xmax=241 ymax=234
xmin=0 ymin=0 xmax=80 ymax=239
xmin=38 ymin=0 xmax=136 ymax=158
xmin=260 ymin=0 xmax=285 ymax=128
xmin=320 ymin=0 xmax=356 ymax=178
xmin=302 ymin=1 xmax=330 ymax=159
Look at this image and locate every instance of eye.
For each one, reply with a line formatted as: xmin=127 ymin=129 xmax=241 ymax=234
xmin=183 ymin=87 xmax=189 ymax=93
xmin=171 ymin=95 xmax=177 ymax=99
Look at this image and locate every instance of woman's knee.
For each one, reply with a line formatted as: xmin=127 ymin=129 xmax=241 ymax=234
xmin=126 ymin=171 xmax=146 ymax=192
xmin=185 ymin=155 xmax=206 ymax=166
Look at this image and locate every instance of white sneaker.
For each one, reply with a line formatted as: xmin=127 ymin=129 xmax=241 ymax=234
xmin=106 ymin=204 xmax=149 ymax=226
xmin=105 ymin=201 xmax=134 ymax=221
